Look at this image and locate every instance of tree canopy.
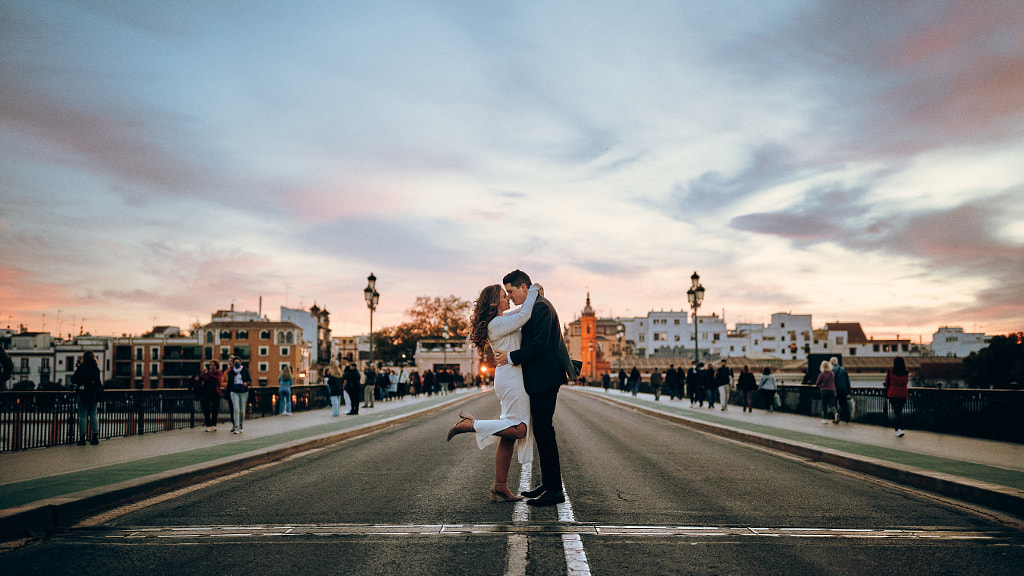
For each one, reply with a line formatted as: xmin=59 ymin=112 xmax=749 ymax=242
xmin=963 ymin=333 xmax=1024 ymax=389
xmin=371 ymin=295 xmax=472 ymax=366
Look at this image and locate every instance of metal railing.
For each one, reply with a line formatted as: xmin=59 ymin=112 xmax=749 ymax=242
xmin=0 ymin=386 xmax=331 ymax=452
xmin=584 ymin=381 xmax=1024 ymax=444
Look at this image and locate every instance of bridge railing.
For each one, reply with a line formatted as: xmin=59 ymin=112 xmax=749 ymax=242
xmin=0 ymin=386 xmax=331 ymax=452
xmin=583 ymin=381 xmax=1024 ymax=444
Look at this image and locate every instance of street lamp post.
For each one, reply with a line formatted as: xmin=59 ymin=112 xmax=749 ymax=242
xmin=686 ymin=271 xmax=705 ymax=363
xmin=363 ymin=273 xmax=379 ymax=367
xmin=442 ymin=322 xmax=449 ymax=371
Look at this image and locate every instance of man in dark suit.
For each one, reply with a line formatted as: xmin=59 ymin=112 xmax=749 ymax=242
xmin=495 ymin=269 xmax=578 ymax=507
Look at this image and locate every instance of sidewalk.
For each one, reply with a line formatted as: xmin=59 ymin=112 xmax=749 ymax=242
xmin=579 ymin=387 xmax=1024 ymax=519
xmin=0 ymin=389 xmax=482 ymax=541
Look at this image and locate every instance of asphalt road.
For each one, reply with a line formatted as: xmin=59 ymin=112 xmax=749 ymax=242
xmin=5 ymin=389 xmax=1023 ymax=575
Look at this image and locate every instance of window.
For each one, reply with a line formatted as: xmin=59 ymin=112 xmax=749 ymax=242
xmin=258 ymin=378 xmax=268 ymax=387
xmin=220 ymin=346 xmax=230 ymax=360
xmin=286 ymin=332 xmax=294 ymax=344
xmin=151 ymin=347 xmax=160 ymax=361
xmin=135 ymin=347 xmax=143 ymax=361
xmin=206 ymin=331 xmax=214 ymax=344
xmin=639 ymin=334 xmax=645 ymax=342
xmin=835 ymin=337 xmax=844 ymax=346
xmin=849 ymin=348 xmax=857 ymax=356
xmin=674 ymin=335 xmax=680 ymax=342
xmin=205 ymin=347 xmax=213 ymax=360
xmin=259 ymin=346 xmax=269 ymax=356
xmin=260 ymin=330 xmax=271 ymax=340
xmin=135 ymin=364 xmax=142 ymax=377
xmin=237 ymin=330 xmax=249 ymax=340
xmin=258 ymin=362 xmax=268 ymax=372
xmin=220 ymin=330 xmax=231 ymax=339
xmin=674 ymin=319 xmax=680 ymax=325
xmin=150 ymin=363 xmax=159 ymax=376
xmin=280 ymin=346 xmax=290 ymax=356
xmin=280 ymin=362 xmax=291 ymax=372
xmin=66 ymin=355 xmax=75 ymax=368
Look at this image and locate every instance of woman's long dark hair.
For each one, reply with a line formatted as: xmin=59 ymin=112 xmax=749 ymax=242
xmin=470 ymin=285 xmax=502 ymax=352
xmin=82 ymin=351 xmax=97 ymax=366
xmin=892 ymin=356 xmax=908 ymax=376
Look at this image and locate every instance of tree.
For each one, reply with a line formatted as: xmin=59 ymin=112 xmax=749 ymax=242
xmin=372 ymin=295 xmax=473 ymax=365
xmin=963 ymin=334 xmax=1024 ymax=389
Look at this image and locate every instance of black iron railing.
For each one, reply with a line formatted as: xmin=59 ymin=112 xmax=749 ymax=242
xmin=585 ymin=381 xmax=1024 ymax=444
xmin=0 ymin=386 xmax=330 ymax=452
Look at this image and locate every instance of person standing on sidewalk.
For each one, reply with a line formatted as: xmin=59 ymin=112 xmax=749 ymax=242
xmin=602 ymin=371 xmax=611 ymax=392
xmin=884 ymin=357 xmax=910 ymax=437
xmin=199 ymin=361 xmax=223 ymax=431
xmin=344 ymin=363 xmax=362 ymax=415
xmin=815 ymin=360 xmax=836 ymax=424
xmin=326 ymin=363 xmax=344 ymax=416
xmin=228 ymin=358 xmax=251 ymax=434
xmin=72 ymin=351 xmax=103 ymax=445
xmin=831 ymin=357 xmax=851 ymax=423
xmin=758 ymin=366 xmax=777 ymax=412
xmin=278 ymin=364 xmax=294 ymax=415
xmin=688 ymin=361 xmax=702 ymax=406
xmin=363 ymin=366 xmax=376 ymax=407
xmin=716 ymin=360 xmax=733 ymax=411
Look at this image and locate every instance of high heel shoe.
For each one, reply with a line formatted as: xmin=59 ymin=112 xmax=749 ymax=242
xmin=490 ymin=482 xmax=524 ymax=502
xmin=446 ymin=412 xmax=475 ymax=442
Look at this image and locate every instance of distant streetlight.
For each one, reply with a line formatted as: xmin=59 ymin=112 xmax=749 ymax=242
xmin=686 ymin=271 xmax=705 ymax=363
xmin=442 ymin=322 xmax=450 ymax=374
xmin=363 ymin=273 xmax=379 ymax=366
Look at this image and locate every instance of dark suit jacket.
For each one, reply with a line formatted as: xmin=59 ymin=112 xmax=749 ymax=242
xmin=509 ymin=295 xmax=578 ymax=394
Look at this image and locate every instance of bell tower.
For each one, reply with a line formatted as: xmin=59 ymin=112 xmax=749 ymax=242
xmin=580 ymin=293 xmax=597 ymax=381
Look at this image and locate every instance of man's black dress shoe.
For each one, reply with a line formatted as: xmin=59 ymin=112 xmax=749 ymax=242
xmin=526 ymin=491 xmax=565 ymax=507
xmin=521 ymin=486 xmax=546 ymax=499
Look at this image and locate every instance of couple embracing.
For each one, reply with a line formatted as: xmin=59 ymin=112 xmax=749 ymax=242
xmin=447 ymin=269 xmax=579 ymax=507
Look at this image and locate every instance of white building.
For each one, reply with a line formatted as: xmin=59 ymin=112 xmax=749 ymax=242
xmin=930 ymin=326 xmax=988 ymax=358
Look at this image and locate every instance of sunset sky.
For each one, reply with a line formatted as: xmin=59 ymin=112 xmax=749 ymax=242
xmin=2 ymin=1 xmax=1023 ymax=343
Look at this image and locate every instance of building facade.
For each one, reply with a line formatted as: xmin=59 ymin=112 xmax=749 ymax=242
xmin=930 ymin=326 xmax=988 ymax=358
xmin=200 ymin=309 xmax=304 ymax=387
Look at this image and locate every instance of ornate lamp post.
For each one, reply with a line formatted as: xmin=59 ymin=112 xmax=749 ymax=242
xmin=442 ymin=322 xmax=449 ymax=373
xmin=686 ymin=271 xmax=705 ymax=363
xmin=363 ymin=273 xmax=379 ymax=367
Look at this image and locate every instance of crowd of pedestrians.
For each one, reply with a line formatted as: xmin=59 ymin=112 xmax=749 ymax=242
xmin=604 ymin=355 xmax=911 ymax=438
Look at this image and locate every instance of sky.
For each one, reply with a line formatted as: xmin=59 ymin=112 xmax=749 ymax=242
xmin=2 ymin=1 xmax=1023 ymax=343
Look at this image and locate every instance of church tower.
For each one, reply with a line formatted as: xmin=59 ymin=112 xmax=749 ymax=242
xmin=580 ymin=293 xmax=597 ymax=381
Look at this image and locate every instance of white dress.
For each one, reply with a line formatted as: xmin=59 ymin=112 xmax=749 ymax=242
xmin=472 ymin=285 xmax=539 ymax=464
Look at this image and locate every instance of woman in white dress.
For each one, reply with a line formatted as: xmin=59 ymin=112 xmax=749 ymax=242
xmin=447 ymin=283 xmax=540 ymax=502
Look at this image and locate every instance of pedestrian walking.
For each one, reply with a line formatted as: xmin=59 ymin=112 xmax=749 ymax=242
xmin=423 ymin=369 xmax=436 ymax=397
xmin=71 ymin=351 xmax=103 ymax=445
xmin=617 ymin=368 xmax=627 ymax=392
xmin=884 ymin=357 xmax=910 ymax=437
xmin=716 ymin=360 xmax=733 ymax=411
xmin=629 ymin=366 xmax=641 ymax=397
xmin=602 ymin=371 xmax=611 ymax=392
xmin=199 ymin=360 xmax=222 ymax=430
xmin=737 ymin=365 xmax=756 ymax=413
xmin=687 ymin=361 xmax=702 ymax=406
xmin=650 ymin=369 xmax=663 ymax=401
xmin=758 ymin=367 xmax=777 ymax=412
xmin=278 ymin=364 xmax=294 ymax=415
xmin=815 ymin=360 xmax=836 ymax=424
xmin=831 ymin=357 xmax=851 ymax=423
xmin=703 ymin=363 xmax=716 ymax=408
xmin=666 ymin=365 xmax=680 ymax=400
xmin=227 ymin=358 xmax=251 ymax=434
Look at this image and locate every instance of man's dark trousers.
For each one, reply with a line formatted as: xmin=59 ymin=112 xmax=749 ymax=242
xmin=530 ymin=387 xmax=561 ymax=492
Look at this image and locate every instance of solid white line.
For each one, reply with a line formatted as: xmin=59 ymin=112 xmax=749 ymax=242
xmin=557 ymin=482 xmax=592 ymax=576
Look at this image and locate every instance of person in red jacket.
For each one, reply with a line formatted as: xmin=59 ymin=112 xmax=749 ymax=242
xmin=884 ymin=357 xmax=910 ymax=437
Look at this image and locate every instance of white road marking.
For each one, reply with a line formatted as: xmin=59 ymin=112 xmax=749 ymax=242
xmin=92 ymin=524 xmax=1002 ymax=541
